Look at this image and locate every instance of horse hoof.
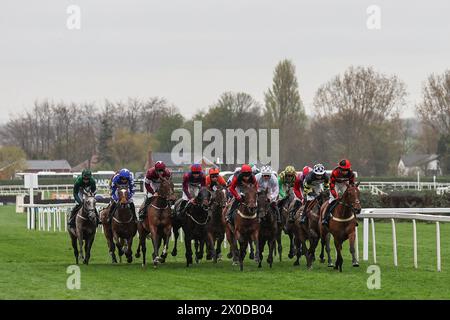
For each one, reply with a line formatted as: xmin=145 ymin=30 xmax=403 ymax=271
xmin=258 ymin=264 xmax=262 ymax=268
xmin=232 ymin=261 xmax=238 ymax=266
xmin=171 ymin=250 xmax=177 ymax=257
xmin=135 ymin=253 xmax=141 ymax=258
xmin=249 ymin=252 xmax=254 ymax=260
xmin=353 ymin=262 xmax=360 ymax=267
xmin=328 ymin=263 xmax=335 ymax=268
xmin=269 ymin=263 xmax=273 ymax=268
xmin=127 ymin=257 xmax=133 ymax=263
xmin=320 ymin=258 xmax=325 ymax=263
xmin=293 ymin=261 xmax=299 ymax=266
xmin=227 ymin=252 xmax=232 ymax=259
xmin=288 ymin=253 xmax=294 ymax=259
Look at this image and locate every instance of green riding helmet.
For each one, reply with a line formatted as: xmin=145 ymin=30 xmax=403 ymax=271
xmin=82 ymin=169 xmax=92 ymax=178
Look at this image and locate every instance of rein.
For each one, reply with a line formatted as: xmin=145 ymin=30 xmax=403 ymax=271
xmin=186 ymin=211 xmax=209 ymax=225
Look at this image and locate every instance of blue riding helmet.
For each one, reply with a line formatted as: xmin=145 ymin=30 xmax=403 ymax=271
xmin=118 ymin=168 xmax=131 ymax=180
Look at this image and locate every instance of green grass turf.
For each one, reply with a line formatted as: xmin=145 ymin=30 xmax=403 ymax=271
xmin=0 ymin=205 xmax=449 ymax=300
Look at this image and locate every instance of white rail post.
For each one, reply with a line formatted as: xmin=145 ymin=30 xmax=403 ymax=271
xmin=223 ymin=234 xmax=227 ymax=248
xmin=363 ymin=217 xmax=369 ymax=261
xmin=180 ymin=228 xmax=184 ymax=242
xmin=27 ymin=207 xmax=30 ymax=230
xmin=413 ymin=219 xmax=418 ymax=268
xmin=53 ymin=209 xmax=56 ymax=232
xmin=371 ymin=218 xmax=377 ymax=264
xmin=391 ymin=218 xmax=398 ymax=267
xmin=64 ymin=211 xmax=67 ymax=232
xmin=355 ymin=226 xmax=359 ymax=262
xmin=436 ymin=221 xmax=441 ymax=272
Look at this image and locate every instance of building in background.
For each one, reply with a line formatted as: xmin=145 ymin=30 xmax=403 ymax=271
xmin=398 ymin=154 xmax=441 ymax=176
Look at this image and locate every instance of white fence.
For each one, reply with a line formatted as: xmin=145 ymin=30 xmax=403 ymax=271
xmin=359 ymin=208 xmax=450 ymax=272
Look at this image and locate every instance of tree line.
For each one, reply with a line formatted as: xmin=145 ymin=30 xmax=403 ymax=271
xmin=0 ymin=60 xmax=448 ymax=176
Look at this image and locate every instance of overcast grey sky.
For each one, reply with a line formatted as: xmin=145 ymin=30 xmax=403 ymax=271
xmin=1 ymin=0 xmax=449 ymax=123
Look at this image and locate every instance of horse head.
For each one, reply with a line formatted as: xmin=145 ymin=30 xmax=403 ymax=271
xmin=257 ymin=188 xmax=270 ymax=220
xmin=82 ymin=190 xmax=97 ymax=221
xmin=158 ymin=177 xmax=176 ymax=203
xmin=195 ymin=187 xmax=212 ymax=211
xmin=241 ymin=183 xmax=258 ymax=214
xmin=210 ymin=185 xmax=226 ymax=212
xmin=118 ymin=188 xmax=129 ymax=207
xmin=342 ymin=182 xmax=361 ymax=214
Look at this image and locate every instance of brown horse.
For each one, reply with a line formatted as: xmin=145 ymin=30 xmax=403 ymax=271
xmin=257 ymin=189 xmax=278 ymax=268
xmin=278 ymin=188 xmax=296 ymax=259
xmin=101 ymin=189 xmax=137 ymax=263
xmin=68 ymin=191 xmax=97 ymax=265
xmin=181 ymin=187 xmax=213 ymax=266
xmin=225 ymin=183 xmax=260 ymax=271
xmin=206 ymin=186 xmax=227 ymax=263
xmin=136 ymin=178 xmax=176 ymax=267
xmin=294 ymin=191 xmax=332 ymax=269
xmin=319 ymin=183 xmax=361 ymax=272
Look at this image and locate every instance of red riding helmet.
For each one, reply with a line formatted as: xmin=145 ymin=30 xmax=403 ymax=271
xmin=191 ymin=163 xmax=202 ymax=173
xmin=209 ymin=167 xmax=220 ymax=175
xmin=338 ymin=159 xmax=352 ymax=170
xmin=241 ymin=164 xmax=252 ymax=173
xmin=302 ymin=166 xmax=312 ymax=177
xmin=155 ymin=161 xmax=166 ymax=170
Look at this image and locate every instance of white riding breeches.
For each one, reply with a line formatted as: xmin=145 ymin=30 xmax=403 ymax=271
xmin=329 ymin=183 xmax=348 ymax=203
xmin=182 ymin=185 xmax=201 ymax=201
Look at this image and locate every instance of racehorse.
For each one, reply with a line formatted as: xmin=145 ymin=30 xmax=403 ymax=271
xmin=319 ymin=182 xmax=361 ymax=272
xmin=278 ymin=188 xmax=296 ymax=259
xmin=294 ymin=190 xmax=332 ymax=269
xmin=257 ymin=189 xmax=278 ymax=268
xmin=136 ymin=177 xmax=176 ymax=267
xmin=68 ymin=190 xmax=97 ymax=265
xmin=225 ymin=183 xmax=260 ymax=271
xmin=179 ymin=187 xmax=213 ymax=267
xmin=101 ymin=188 xmax=137 ymax=263
xmin=206 ymin=185 xmax=227 ymax=263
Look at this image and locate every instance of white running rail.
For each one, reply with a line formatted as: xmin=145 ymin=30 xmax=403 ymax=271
xmin=359 ymin=208 xmax=450 ymax=272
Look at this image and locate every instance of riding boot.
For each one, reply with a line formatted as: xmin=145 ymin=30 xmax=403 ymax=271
xmin=226 ymin=199 xmax=239 ymax=224
xmin=300 ymin=201 xmax=309 ymax=224
xmin=129 ymin=202 xmax=136 ymax=221
xmin=68 ymin=203 xmax=82 ymax=227
xmin=108 ymin=201 xmax=117 ymax=224
xmin=289 ymin=199 xmax=301 ymax=222
xmin=322 ymin=200 xmax=336 ymax=226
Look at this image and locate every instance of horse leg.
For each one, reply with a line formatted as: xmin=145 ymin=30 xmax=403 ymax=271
xmin=307 ymin=236 xmax=319 ymax=270
xmin=288 ymin=233 xmax=295 ymax=259
xmin=249 ymin=241 xmax=255 ymax=260
xmin=198 ymin=239 xmax=205 ymax=261
xmin=216 ymin=234 xmax=224 ymax=262
xmin=239 ymin=238 xmax=247 ymax=272
xmin=194 ymin=240 xmax=200 ymax=264
xmin=171 ymin=227 xmax=179 ymax=257
xmin=333 ymin=238 xmax=344 ymax=272
xmin=325 ymin=233 xmax=334 ymax=267
xmin=135 ymin=241 xmax=141 ymax=258
xmin=77 ymin=231 xmax=85 ymax=263
xmin=277 ymin=230 xmax=282 ymax=262
xmin=107 ymin=233 xmax=118 ymax=263
xmin=126 ymin=237 xmax=133 ymax=263
xmin=253 ymin=231 xmax=261 ymax=265
xmin=149 ymin=225 xmax=160 ymax=266
xmin=84 ymin=235 xmax=95 ymax=265
xmin=319 ymin=237 xmax=326 ymax=263
xmin=115 ymin=236 xmax=124 ymax=263
xmin=206 ymin=232 xmax=215 ymax=261
xmin=185 ymin=234 xmax=193 ymax=267
xmin=140 ymin=232 xmax=147 ymax=267
xmin=160 ymin=225 xmax=171 ymax=263
xmin=257 ymin=239 xmax=263 ymax=268
xmin=349 ymin=231 xmax=359 ymax=267
xmin=70 ymin=235 xmax=79 ymax=265
xmin=268 ymin=239 xmax=275 ymax=268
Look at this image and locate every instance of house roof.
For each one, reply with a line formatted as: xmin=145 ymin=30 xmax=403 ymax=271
xmin=400 ymin=154 xmax=439 ymax=167
xmin=26 ymin=160 xmax=72 ymax=171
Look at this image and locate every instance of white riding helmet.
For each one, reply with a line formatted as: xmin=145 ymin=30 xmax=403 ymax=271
xmin=313 ymin=163 xmax=326 ymax=175
xmin=234 ymin=167 xmax=241 ymax=174
xmin=261 ymin=165 xmax=272 ymax=176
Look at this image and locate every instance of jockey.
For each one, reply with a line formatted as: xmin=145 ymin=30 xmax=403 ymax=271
xmin=138 ymin=161 xmax=172 ymax=221
xmin=300 ymin=164 xmax=330 ymax=224
xmin=288 ymin=166 xmax=313 ymax=222
xmin=179 ymin=163 xmax=206 ymax=214
xmin=108 ymin=168 xmax=136 ymax=223
xmin=322 ymin=159 xmax=356 ymax=226
xmin=206 ymin=167 xmax=227 ymax=190
xmin=255 ymin=165 xmax=281 ymax=223
xmin=68 ymin=169 xmax=98 ymax=227
xmin=226 ymin=164 xmax=258 ymax=224
xmin=278 ymin=165 xmax=297 ymax=203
